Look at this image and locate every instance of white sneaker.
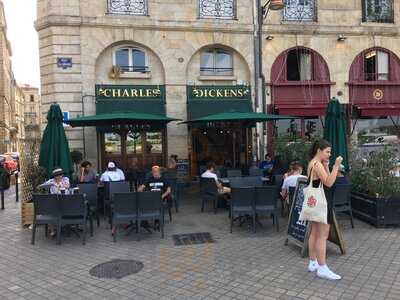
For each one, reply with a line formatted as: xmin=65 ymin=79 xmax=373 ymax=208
xmin=308 ymin=260 xmax=319 ymax=272
xmin=317 ymin=265 xmax=341 ymax=280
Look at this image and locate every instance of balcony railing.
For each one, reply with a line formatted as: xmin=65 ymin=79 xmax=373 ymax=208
xmin=200 ymin=67 xmax=234 ymax=76
xmin=107 ymin=0 xmax=147 ymax=16
xmin=118 ymin=65 xmax=149 ymax=73
xmin=362 ymin=0 xmax=394 ymax=23
xmin=282 ymin=0 xmax=317 ymax=22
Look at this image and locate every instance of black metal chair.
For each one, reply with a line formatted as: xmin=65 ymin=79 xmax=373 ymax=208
xmin=230 ymin=187 xmax=256 ymax=233
xmin=103 ymin=181 xmax=130 ymax=220
xmin=58 ymin=194 xmax=88 ymax=245
xmin=255 ymin=186 xmax=280 ymax=232
xmin=227 ymin=169 xmax=242 ymax=177
xmin=200 ymin=177 xmax=219 ymax=214
xmin=199 ymin=165 xmax=207 ymax=175
xmin=77 ymin=183 xmax=99 ymax=236
xmin=31 ymin=194 xmax=60 ymax=245
xmin=249 ymin=168 xmax=263 ymax=177
xmin=163 ymin=171 xmax=179 ymax=213
xmin=137 ymin=191 xmax=164 ymax=238
xmin=333 ymin=184 xmax=354 ymax=228
xmin=111 ymin=192 xmax=138 ymax=242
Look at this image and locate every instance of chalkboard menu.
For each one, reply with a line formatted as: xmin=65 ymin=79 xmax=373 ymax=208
xmin=286 ymin=178 xmax=309 ymax=249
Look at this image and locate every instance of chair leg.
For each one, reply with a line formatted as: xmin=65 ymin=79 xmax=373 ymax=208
xmin=201 ymin=199 xmax=205 ymax=212
xmin=349 ymin=209 xmax=355 ymax=228
xmin=230 ymin=211 xmax=233 ymax=233
xmin=275 ymin=214 xmax=279 ymax=232
xmin=56 ymin=223 xmax=62 ymax=245
xmin=82 ymin=221 xmax=87 ymax=245
xmin=214 ymin=198 xmax=217 ymax=214
xmin=31 ymin=223 xmax=36 ymax=245
xmin=89 ymin=215 xmax=94 ymax=237
xmin=112 ymin=224 xmax=117 ymax=242
xmin=45 ymin=224 xmax=48 ymax=237
xmin=253 ymin=213 xmax=256 ymax=233
xmin=136 ymin=220 xmax=139 ymax=234
xmin=96 ymin=212 xmax=100 ymax=227
xmin=168 ymin=206 xmax=172 ymax=222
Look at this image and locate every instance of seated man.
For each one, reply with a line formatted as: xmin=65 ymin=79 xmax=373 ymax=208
xmin=201 ymin=162 xmax=231 ymax=195
xmin=138 ymin=166 xmax=171 ymax=229
xmin=78 ymin=161 xmax=97 ymax=183
xmin=138 ymin=166 xmax=171 ymax=200
xmin=281 ymin=162 xmax=306 ymax=201
xmin=100 ymin=162 xmax=125 ymax=182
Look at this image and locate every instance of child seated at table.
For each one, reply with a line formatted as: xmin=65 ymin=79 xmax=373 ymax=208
xmin=281 ymin=162 xmax=306 ymax=202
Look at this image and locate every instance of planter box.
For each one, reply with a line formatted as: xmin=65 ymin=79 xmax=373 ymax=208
xmin=21 ymin=202 xmax=34 ymax=226
xmin=351 ymin=192 xmax=400 ymax=228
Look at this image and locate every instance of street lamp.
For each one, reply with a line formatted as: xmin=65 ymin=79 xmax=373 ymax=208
xmin=254 ymin=0 xmax=284 ymax=159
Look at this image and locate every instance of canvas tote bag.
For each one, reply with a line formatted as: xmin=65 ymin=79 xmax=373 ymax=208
xmin=299 ymin=164 xmax=328 ymax=224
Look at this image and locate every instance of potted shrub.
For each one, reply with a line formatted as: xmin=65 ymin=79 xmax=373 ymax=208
xmin=349 ymin=147 xmax=400 ymax=227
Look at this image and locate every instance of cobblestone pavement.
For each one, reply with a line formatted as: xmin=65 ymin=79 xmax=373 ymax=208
xmin=1 ymin=186 xmax=400 ymax=300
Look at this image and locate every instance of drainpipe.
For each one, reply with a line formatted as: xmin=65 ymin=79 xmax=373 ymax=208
xmin=253 ymin=0 xmax=261 ymax=160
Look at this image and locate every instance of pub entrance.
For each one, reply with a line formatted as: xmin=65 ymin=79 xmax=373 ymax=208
xmin=101 ymin=129 xmax=166 ymax=171
xmin=190 ymin=125 xmax=251 ymax=176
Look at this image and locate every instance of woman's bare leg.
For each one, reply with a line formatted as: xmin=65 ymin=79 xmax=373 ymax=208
xmin=308 ymin=222 xmax=317 ymax=260
xmin=315 ymin=223 xmax=330 ymax=266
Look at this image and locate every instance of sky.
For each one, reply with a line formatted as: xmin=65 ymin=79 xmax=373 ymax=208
xmin=3 ymin=0 xmax=40 ymax=88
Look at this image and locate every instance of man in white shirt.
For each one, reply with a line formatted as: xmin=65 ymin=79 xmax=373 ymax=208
xmin=201 ymin=162 xmax=230 ymax=194
xmin=100 ymin=162 xmax=125 ymax=182
xmin=281 ymin=163 xmax=306 ymax=200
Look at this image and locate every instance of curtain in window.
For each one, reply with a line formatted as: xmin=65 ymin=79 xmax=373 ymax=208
xmin=377 ymin=50 xmax=389 ymax=80
xmin=299 ymin=51 xmax=312 ymax=80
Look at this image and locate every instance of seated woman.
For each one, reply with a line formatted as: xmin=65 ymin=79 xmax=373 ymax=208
xmin=281 ymin=163 xmax=306 ymax=202
xmin=40 ymin=167 xmax=70 ymax=194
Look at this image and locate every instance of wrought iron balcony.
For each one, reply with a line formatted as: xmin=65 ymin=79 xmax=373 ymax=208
xmin=362 ymin=0 xmax=394 ymax=23
xmin=282 ymin=0 xmax=317 ymax=22
xmin=107 ymin=0 xmax=147 ymax=15
xmin=199 ymin=0 xmax=236 ymax=19
xmin=119 ymin=65 xmax=149 ymax=73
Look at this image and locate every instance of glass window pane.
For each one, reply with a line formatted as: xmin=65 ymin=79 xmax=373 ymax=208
xmin=145 ymin=132 xmax=162 ymax=154
xmin=200 ymin=51 xmax=214 ymax=75
xmin=115 ymin=49 xmax=129 ymax=71
xmin=132 ymin=49 xmax=146 ymax=72
xmin=377 ymin=51 xmax=389 ymax=80
xmin=364 ymin=50 xmax=376 ymax=81
xmin=104 ymin=133 xmax=121 ymax=154
xmin=126 ymin=131 xmax=142 ymax=154
xmin=216 ymin=51 xmax=233 ymax=75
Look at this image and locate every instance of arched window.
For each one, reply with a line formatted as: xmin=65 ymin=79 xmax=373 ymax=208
xmin=200 ymin=48 xmax=233 ymax=76
xmin=364 ymin=49 xmax=389 ymax=81
xmin=270 ymin=46 xmax=331 ymax=116
xmin=114 ymin=47 xmax=148 ymax=73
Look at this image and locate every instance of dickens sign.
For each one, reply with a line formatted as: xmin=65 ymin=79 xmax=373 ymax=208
xmin=95 ymin=85 xmax=165 ymax=101
xmin=187 ymin=85 xmax=251 ymax=101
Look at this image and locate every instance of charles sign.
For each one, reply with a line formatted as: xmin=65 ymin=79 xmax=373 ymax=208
xmin=95 ymin=85 xmax=165 ymax=101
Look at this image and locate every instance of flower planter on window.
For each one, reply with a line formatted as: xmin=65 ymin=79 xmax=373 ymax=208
xmin=351 ymin=191 xmax=400 ymax=228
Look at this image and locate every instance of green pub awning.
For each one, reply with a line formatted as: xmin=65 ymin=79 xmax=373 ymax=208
xmin=65 ymin=84 xmax=178 ymax=128
xmin=187 ymin=85 xmax=252 ymax=120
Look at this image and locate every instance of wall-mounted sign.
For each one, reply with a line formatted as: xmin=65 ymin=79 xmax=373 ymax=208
xmin=62 ymin=111 xmax=70 ymax=127
xmin=57 ymin=57 xmax=73 ymax=69
xmin=373 ymin=89 xmax=384 ymax=101
xmin=95 ymin=85 xmax=165 ymax=101
xmin=187 ymin=85 xmax=251 ymax=101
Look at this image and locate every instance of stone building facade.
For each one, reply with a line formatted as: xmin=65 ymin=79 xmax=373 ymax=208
xmin=35 ymin=0 xmax=400 ymax=172
xmin=21 ymin=84 xmax=41 ymax=141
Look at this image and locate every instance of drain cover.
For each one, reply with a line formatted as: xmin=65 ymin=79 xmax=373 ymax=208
xmin=173 ymin=232 xmax=215 ymax=246
xmin=89 ymin=259 xmax=143 ymax=279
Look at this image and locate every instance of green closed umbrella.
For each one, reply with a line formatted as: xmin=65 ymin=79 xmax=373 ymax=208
xmin=39 ymin=104 xmax=73 ymax=179
xmin=323 ymin=98 xmax=349 ymax=170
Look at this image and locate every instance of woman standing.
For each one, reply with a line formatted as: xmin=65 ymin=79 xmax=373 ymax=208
xmin=307 ymin=139 xmax=342 ymax=280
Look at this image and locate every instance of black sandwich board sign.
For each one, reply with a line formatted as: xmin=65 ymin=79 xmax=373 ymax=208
xmin=285 ymin=177 xmax=346 ymax=257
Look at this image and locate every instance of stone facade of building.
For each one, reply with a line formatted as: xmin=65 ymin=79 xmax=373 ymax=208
xmin=21 ymin=84 xmax=41 ymax=141
xmin=35 ymin=0 xmax=400 ymax=170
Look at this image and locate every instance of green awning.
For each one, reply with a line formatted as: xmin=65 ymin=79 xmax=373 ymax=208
xmin=180 ymin=112 xmax=297 ymax=124
xmin=66 ymin=112 xmax=179 ymax=127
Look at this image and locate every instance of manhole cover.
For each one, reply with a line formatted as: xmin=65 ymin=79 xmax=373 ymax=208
xmin=173 ymin=232 xmax=215 ymax=246
xmin=89 ymin=259 xmax=143 ymax=279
